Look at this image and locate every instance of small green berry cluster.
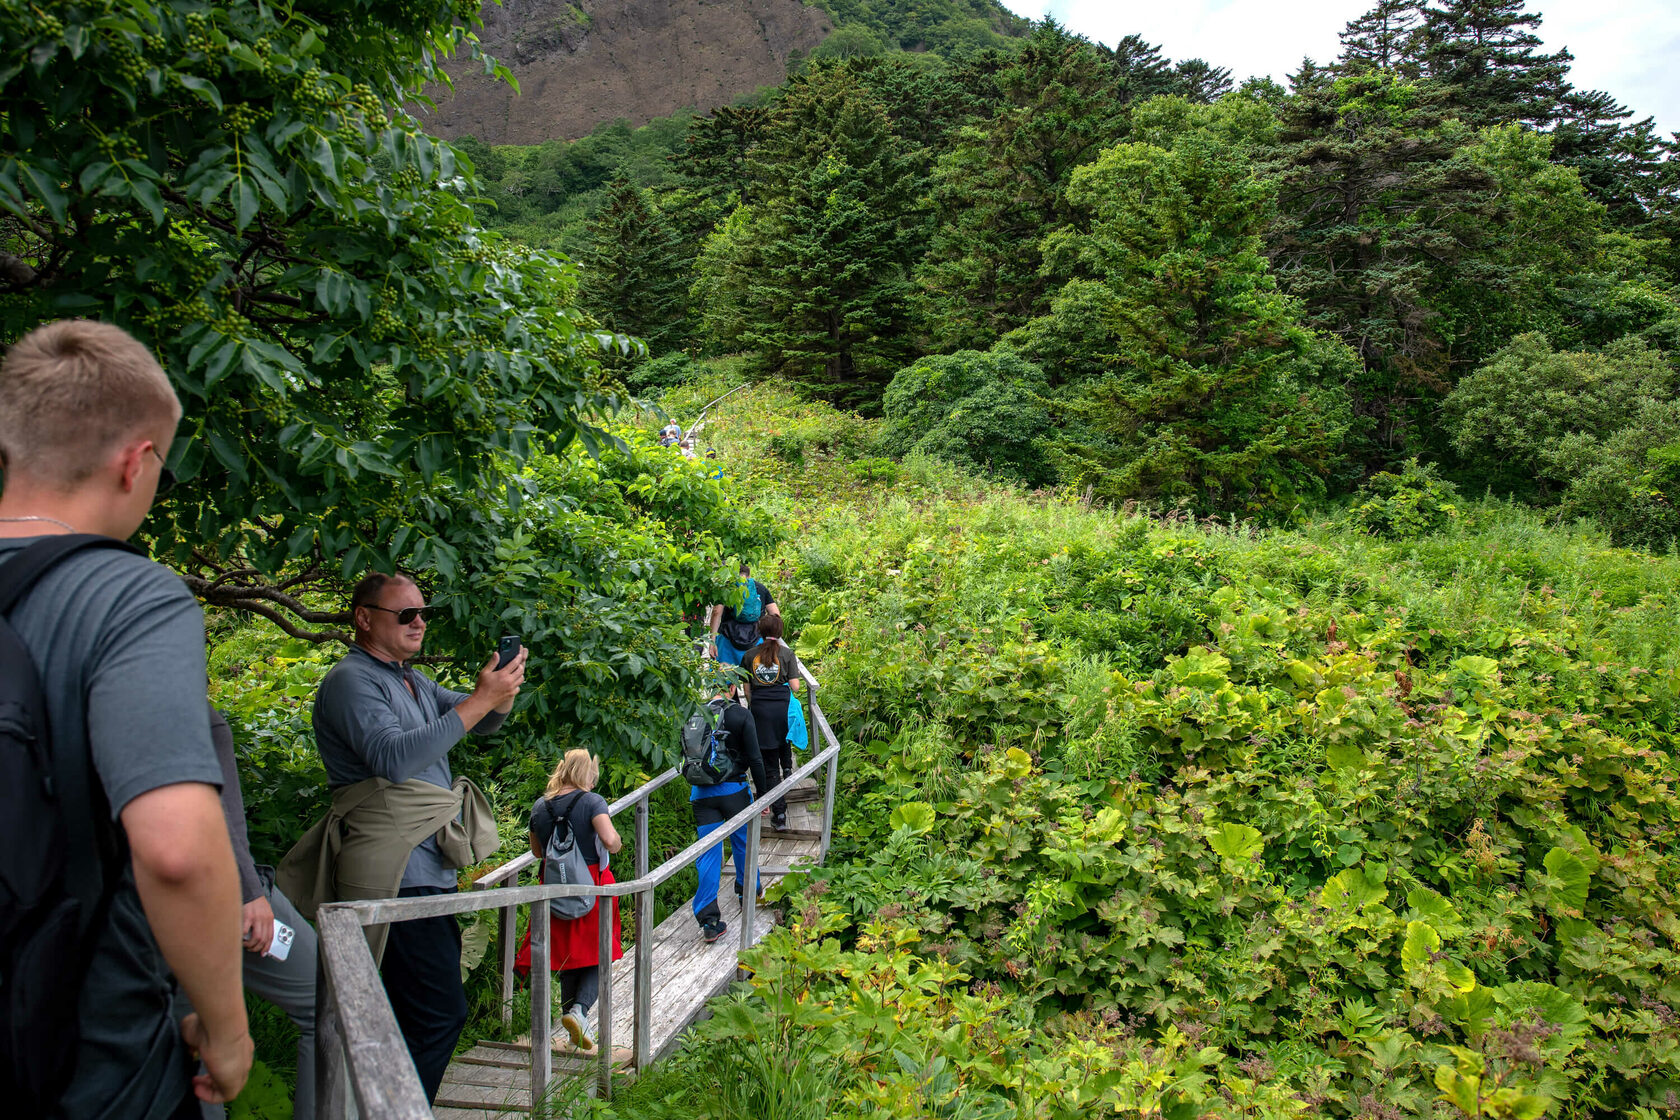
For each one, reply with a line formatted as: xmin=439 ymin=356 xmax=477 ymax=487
xmin=370 ymin=302 xmax=402 ymax=339
xmin=107 ymin=34 xmax=147 ymax=85
xmin=182 ymin=10 xmax=216 ymax=55
xmin=225 ymin=103 xmax=261 ymax=133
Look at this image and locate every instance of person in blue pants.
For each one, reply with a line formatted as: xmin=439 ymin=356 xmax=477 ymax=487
xmin=690 ymin=687 xmax=769 ymax=943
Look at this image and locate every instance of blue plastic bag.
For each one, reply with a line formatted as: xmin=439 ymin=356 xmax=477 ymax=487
xmin=786 ymin=694 xmax=809 ymax=750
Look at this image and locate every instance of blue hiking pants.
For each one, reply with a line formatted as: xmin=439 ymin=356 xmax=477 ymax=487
xmin=691 ymin=788 xmax=758 ymax=926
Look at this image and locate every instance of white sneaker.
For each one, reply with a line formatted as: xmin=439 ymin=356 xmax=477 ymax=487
xmin=561 ymin=1005 xmax=595 ymax=1052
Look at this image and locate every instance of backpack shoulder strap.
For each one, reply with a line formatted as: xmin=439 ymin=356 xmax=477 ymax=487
xmin=0 ymin=533 xmax=140 ymax=943
xmin=0 ymin=534 xmax=143 ymax=615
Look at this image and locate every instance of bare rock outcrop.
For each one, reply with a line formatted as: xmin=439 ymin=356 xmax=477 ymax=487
xmin=417 ymin=0 xmax=833 ymax=144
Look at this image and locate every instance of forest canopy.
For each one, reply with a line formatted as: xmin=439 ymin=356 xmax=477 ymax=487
xmin=458 ymin=1 xmax=1679 ymax=536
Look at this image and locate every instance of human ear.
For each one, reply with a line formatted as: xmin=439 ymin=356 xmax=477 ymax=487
xmin=116 ymin=441 xmax=148 ymax=493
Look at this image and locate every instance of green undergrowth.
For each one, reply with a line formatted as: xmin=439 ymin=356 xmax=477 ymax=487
xmin=601 ymin=372 xmax=1680 ymax=1118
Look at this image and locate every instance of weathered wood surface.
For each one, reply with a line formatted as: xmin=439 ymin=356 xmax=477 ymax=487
xmin=314 ymin=907 xmax=433 ymax=1119
xmin=442 ymin=886 xmax=781 ymax=1113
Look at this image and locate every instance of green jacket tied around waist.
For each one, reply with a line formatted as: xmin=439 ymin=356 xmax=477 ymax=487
xmin=277 ymin=774 xmax=499 ymax=962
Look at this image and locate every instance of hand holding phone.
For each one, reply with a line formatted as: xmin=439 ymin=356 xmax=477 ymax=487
xmin=496 ymin=634 xmax=522 ymax=669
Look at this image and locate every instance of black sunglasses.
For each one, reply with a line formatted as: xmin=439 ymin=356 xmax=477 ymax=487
xmin=365 ymin=605 xmax=430 ymax=625
xmin=150 ymin=445 xmax=176 ymax=493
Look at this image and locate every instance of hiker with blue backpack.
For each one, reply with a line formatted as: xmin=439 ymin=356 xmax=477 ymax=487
xmin=682 ymin=686 xmax=769 ymax=944
xmin=513 ymin=749 xmax=623 ymax=1053
xmin=707 ymin=561 xmax=779 ymax=666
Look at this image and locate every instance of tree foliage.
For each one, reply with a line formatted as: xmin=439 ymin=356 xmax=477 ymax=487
xmin=691 ymin=66 xmax=924 ymax=409
xmin=0 ymin=0 xmax=766 ymax=765
xmin=1014 ymin=98 xmax=1354 ymax=511
xmin=578 ymin=175 xmax=688 ymax=357
xmin=879 ymin=349 xmax=1053 ymax=486
xmin=913 ymin=21 xmax=1129 ymax=351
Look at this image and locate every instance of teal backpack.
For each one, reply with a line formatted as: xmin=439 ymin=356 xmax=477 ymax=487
xmin=737 ymin=579 xmax=764 ymax=624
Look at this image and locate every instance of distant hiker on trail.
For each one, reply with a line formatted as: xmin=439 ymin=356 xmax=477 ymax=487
xmin=0 ymin=319 xmax=252 ymax=1118
xmin=202 ymin=709 xmax=317 ymax=1120
xmin=708 ymin=561 xmax=779 ymax=667
xmin=659 ymin=421 xmax=683 ymax=447
xmin=279 ymin=573 xmax=521 ymax=1105
xmin=741 ymin=613 xmax=804 ymax=833
xmin=681 ymin=685 xmax=769 ymax=944
xmin=514 ymin=750 xmax=624 ymax=1054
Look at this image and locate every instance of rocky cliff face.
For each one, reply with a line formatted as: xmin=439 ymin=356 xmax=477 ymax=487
xmin=417 ymin=0 xmax=833 ymax=144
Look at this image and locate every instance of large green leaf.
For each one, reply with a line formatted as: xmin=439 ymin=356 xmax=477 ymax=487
xmin=1318 ymin=867 xmax=1388 ymax=911
xmin=1401 ymin=920 xmax=1442 ymax=975
xmin=1207 ymin=822 xmax=1263 ymax=861
xmin=1171 ymin=646 xmax=1231 ymax=688
xmin=1543 ymin=847 xmax=1591 ymax=913
xmin=1406 ymin=887 xmax=1465 ymax=937
xmin=889 ymin=802 xmax=937 ymax=836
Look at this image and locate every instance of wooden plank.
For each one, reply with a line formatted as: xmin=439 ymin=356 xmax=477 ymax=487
xmin=432 ymin=1081 xmax=531 ymax=1110
xmin=434 ymin=1107 xmax=515 ymax=1120
xmin=443 ymin=1065 xmax=529 ymax=1090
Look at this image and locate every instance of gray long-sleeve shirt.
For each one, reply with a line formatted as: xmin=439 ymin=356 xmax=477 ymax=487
xmin=312 ymin=645 xmax=509 ymax=889
xmin=208 ymin=708 xmax=263 ymax=905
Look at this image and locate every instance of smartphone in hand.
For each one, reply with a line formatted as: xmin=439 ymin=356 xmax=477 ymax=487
xmin=496 ymin=634 xmax=521 ymax=669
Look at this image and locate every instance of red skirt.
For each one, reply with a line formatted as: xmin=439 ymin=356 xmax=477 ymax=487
xmin=514 ymin=863 xmax=623 ymax=976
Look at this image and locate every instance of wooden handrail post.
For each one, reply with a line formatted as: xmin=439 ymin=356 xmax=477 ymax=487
xmin=499 ymin=871 xmax=518 ymax=1027
xmin=739 ymin=811 xmax=761 ymax=967
xmin=596 ymin=894 xmax=614 ymax=1099
xmin=314 ymin=907 xmax=431 ymax=1117
xmin=821 ymin=737 xmax=839 ymax=861
xmin=530 ymin=898 xmax=552 ymax=1108
xmin=635 ymin=795 xmax=650 ymax=879
xmin=633 ymin=885 xmax=653 ymax=1070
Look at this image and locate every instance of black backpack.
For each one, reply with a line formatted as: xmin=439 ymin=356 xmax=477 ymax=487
xmin=680 ymin=697 xmax=736 ymax=787
xmin=0 ymin=535 xmax=139 ymax=1115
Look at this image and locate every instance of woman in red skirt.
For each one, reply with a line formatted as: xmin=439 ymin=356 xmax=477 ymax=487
xmin=514 ymin=749 xmax=623 ymax=1051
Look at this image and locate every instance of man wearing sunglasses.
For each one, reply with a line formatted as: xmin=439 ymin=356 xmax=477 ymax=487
xmin=297 ymin=571 xmax=527 ymax=1103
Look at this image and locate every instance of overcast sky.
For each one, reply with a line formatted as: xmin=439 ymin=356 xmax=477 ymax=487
xmin=998 ymin=1 xmax=1680 ymax=137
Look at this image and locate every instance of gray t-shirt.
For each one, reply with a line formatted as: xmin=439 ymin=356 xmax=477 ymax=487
xmin=312 ymin=646 xmax=507 ymax=889
xmin=0 ymin=536 xmax=221 ymax=1120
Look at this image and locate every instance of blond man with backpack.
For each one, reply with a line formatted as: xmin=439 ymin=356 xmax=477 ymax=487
xmin=0 ymin=320 xmax=250 ymax=1119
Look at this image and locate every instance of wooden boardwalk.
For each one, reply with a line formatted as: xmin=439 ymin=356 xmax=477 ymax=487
xmin=434 ymin=783 xmax=826 ymax=1117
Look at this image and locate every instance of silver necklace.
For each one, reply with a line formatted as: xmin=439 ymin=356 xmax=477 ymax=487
xmin=0 ymin=515 xmax=78 ymax=532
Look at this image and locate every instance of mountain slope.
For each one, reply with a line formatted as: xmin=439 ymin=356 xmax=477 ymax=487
xmin=420 ymin=0 xmax=834 ymax=144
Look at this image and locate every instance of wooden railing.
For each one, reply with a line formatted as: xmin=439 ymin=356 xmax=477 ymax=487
xmin=312 ymin=666 xmax=842 ymax=1116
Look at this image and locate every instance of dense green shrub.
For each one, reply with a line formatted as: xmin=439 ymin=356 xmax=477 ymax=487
xmin=1551 ymin=401 xmax=1680 ymax=551
xmin=626 ymin=352 xmax=702 ymax=394
xmin=1445 ymin=333 xmax=1675 ymax=496
xmin=1354 ymin=459 xmax=1462 ymax=539
xmin=880 ymin=350 xmax=1054 ymax=485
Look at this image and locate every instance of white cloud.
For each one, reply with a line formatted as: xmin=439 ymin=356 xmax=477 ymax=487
xmin=1001 ymin=0 xmax=1680 ymax=136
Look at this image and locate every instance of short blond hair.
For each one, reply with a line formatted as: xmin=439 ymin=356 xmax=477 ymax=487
xmin=0 ymin=320 xmax=181 ymax=487
xmin=544 ymin=749 xmax=601 ymax=798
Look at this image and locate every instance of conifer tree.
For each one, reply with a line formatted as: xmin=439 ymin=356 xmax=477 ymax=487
xmin=1012 ymin=96 xmax=1353 ymax=510
xmin=1549 ymin=89 xmax=1676 ymax=232
xmin=579 ymin=175 xmax=689 ymax=355
xmin=1337 ymin=0 xmax=1426 ymax=76
xmin=1171 ymin=59 xmax=1234 ymax=102
xmin=1420 ymin=0 xmax=1572 ymax=127
xmin=1102 ymin=34 xmax=1179 ymax=107
xmin=1267 ymin=73 xmax=1500 ymax=452
xmin=914 ymin=20 xmax=1127 ymax=351
xmin=692 ymin=67 xmax=923 ymax=407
